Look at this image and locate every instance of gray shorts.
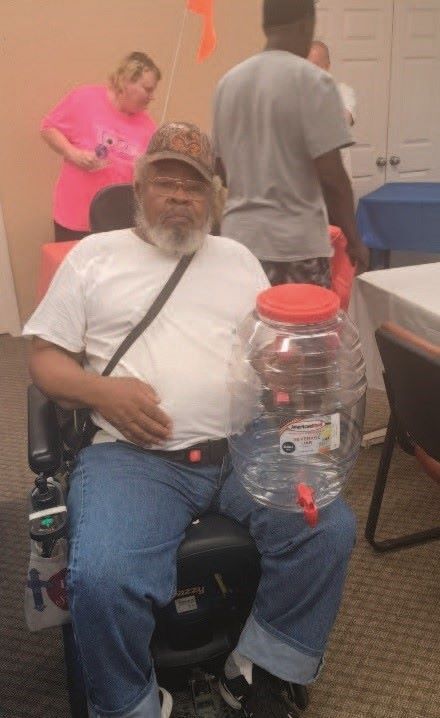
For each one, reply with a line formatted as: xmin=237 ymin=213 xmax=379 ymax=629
xmin=261 ymin=257 xmax=331 ymax=288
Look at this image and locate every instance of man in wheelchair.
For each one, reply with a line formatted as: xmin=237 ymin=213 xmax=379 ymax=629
xmin=24 ymin=122 xmax=356 ymax=718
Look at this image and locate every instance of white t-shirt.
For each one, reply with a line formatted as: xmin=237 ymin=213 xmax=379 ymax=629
xmin=338 ymin=82 xmax=357 ymax=178
xmin=213 ymin=50 xmax=352 ymax=262
xmin=23 ymin=230 xmax=269 ymax=450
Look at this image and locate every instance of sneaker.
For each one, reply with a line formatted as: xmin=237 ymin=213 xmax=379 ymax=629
xmin=219 ymin=665 xmax=301 ymax=718
xmin=159 ymin=686 xmax=173 ymax=718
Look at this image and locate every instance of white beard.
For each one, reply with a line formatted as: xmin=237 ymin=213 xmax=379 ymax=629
xmin=135 ymin=205 xmax=210 ymax=257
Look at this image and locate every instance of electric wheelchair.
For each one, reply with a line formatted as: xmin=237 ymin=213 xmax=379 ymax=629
xmin=27 ymin=184 xmax=309 ymax=716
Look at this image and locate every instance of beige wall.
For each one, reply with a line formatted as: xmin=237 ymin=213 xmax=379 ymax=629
xmin=0 ymin=0 xmax=263 ymax=322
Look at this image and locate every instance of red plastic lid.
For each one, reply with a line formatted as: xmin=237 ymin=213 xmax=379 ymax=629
xmin=257 ymin=284 xmax=340 ymax=324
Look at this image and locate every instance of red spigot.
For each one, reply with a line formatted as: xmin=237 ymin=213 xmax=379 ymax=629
xmin=297 ymin=483 xmax=318 ymax=527
xmin=274 ymin=390 xmax=290 ymax=405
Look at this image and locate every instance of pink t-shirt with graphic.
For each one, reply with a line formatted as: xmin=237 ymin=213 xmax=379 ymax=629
xmin=42 ymin=85 xmax=156 ymax=231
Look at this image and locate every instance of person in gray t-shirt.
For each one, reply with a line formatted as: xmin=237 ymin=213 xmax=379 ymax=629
xmin=213 ymin=0 xmax=369 ymax=287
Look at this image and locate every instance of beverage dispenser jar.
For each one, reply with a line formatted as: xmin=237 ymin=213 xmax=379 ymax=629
xmin=227 ymin=284 xmax=366 ymax=526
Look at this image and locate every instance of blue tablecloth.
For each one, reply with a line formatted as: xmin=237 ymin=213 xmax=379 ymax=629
xmin=356 ymin=182 xmax=440 ymax=252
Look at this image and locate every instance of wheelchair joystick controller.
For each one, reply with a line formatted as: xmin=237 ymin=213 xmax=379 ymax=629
xmin=29 ymin=475 xmax=67 ymax=558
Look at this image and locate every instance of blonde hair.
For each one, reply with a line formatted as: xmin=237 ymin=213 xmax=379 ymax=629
xmin=109 ymin=51 xmax=161 ymax=94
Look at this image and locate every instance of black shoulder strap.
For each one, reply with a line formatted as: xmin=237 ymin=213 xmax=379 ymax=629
xmin=102 ymin=252 xmax=195 ymax=377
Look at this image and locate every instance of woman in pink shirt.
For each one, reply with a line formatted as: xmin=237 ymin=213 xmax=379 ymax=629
xmin=41 ymin=51 xmax=161 ymax=242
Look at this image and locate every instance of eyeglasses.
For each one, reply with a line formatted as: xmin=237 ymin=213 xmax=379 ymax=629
xmin=147 ymin=176 xmax=210 ymax=202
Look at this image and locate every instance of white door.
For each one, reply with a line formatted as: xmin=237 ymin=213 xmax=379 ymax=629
xmin=0 ymin=204 xmax=21 ymax=336
xmin=315 ymin=0 xmax=394 ymax=202
xmin=386 ymin=0 xmax=440 ymax=182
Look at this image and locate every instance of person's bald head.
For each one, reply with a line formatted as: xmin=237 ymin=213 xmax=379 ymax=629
xmin=263 ymin=0 xmax=316 ymax=57
xmin=308 ymin=40 xmax=331 ymax=71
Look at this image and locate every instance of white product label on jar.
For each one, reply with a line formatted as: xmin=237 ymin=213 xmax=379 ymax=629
xmin=279 ymin=414 xmax=340 ymax=456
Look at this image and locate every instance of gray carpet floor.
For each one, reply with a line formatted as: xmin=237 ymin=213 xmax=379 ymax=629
xmin=1 ymin=335 xmax=439 ymax=718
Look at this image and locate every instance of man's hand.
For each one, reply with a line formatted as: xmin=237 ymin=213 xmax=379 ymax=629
xmin=66 ymin=147 xmax=106 ymax=172
xmin=315 ymin=149 xmax=370 ymax=273
xmin=29 ymin=340 xmax=172 ymax=446
xmin=94 ymin=377 xmax=173 ymax=447
xmin=347 ymin=240 xmax=369 ymax=274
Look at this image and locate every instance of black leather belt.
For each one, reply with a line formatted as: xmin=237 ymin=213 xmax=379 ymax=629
xmin=118 ymin=438 xmax=229 ymax=466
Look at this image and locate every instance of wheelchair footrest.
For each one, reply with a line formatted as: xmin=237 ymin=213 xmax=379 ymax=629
xmin=172 ymin=670 xmax=309 ymax=717
xmin=171 ymin=670 xmax=236 ymax=717
xmin=190 ymin=671 xmax=225 ymax=718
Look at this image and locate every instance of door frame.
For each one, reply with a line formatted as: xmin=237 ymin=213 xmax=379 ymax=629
xmin=0 ymin=202 xmax=21 ymax=336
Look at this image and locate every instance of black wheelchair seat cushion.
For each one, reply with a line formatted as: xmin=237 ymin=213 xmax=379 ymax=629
xmin=178 ymin=514 xmax=259 ymax=570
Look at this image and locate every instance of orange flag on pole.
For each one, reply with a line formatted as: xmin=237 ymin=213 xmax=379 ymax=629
xmin=187 ymin=0 xmax=217 ymax=62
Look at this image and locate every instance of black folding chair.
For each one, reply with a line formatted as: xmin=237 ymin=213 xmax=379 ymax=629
xmin=365 ymin=322 xmax=440 ymax=551
xmin=89 ymin=183 xmax=135 ymax=232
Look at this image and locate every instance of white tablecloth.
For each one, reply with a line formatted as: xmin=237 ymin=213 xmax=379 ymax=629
xmin=349 ymin=263 xmax=440 ymax=390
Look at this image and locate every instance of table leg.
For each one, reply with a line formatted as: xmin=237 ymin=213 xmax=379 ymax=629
xmin=368 ymin=249 xmax=391 ymax=270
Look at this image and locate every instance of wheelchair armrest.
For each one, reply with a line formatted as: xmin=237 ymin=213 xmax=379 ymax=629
xmin=27 ymin=384 xmax=62 ymax=475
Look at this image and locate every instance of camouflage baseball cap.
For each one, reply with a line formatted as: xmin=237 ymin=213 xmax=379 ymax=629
xmin=145 ymin=122 xmax=215 ymax=182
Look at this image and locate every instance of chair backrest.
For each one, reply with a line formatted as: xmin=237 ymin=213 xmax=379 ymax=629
xmin=89 ymin=183 xmax=136 ymax=233
xmin=375 ymin=322 xmax=440 ymax=462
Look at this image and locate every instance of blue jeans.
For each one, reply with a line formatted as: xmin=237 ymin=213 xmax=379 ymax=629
xmin=67 ymin=441 xmax=356 ymax=717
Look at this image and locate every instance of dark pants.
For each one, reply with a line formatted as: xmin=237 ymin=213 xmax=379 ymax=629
xmin=54 ymin=221 xmax=89 ymax=243
xmin=261 ymin=257 xmax=331 ymax=288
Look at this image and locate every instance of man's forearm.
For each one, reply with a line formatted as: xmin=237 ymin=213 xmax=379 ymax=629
xmin=321 ymin=174 xmax=360 ymax=250
xmin=315 ymin=148 xmax=368 ymax=271
xmin=30 ymin=345 xmax=105 ymax=410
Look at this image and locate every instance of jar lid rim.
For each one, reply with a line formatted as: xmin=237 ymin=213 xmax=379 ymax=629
xmin=257 ymin=284 xmax=340 ymax=324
